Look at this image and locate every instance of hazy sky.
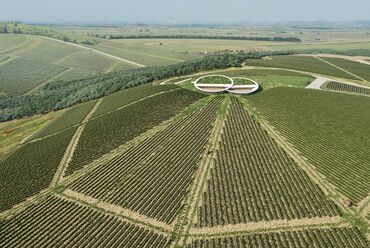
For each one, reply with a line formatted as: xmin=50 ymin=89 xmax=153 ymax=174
xmin=1 ymin=0 xmax=370 ymax=24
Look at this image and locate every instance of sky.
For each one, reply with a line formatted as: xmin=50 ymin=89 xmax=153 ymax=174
xmin=1 ymin=0 xmax=370 ymax=24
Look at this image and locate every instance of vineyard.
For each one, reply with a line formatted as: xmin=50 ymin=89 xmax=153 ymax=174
xmin=248 ymin=87 xmax=370 ymax=204
xmin=245 ymin=55 xmax=357 ymax=80
xmin=0 ymin=195 xmax=170 ymax=247
xmin=195 ymin=97 xmax=339 ymax=227
xmin=0 ymin=128 xmax=76 ymax=212
xmin=92 ymin=83 xmax=177 ymax=117
xmin=0 ymin=57 xmax=67 ymax=96
xmin=325 ymin=81 xmax=370 ymax=96
xmin=187 ymin=227 xmax=368 ymax=247
xmin=321 ymin=57 xmax=370 ymax=82
xmin=66 ymin=89 xmax=204 ymax=176
xmin=32 ymin=100 xmax=97 ymax=139
xmin=69 ymin=97 xmax=223 ymax=223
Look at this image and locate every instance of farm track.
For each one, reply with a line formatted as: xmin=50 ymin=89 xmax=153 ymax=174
xmin=23 ymin=67 xmax=73 ymax=96
xmin=43 ymin=37 xmax=145 ymax=67
xmin=0 ymin=96 xmax=210 ymax=219
xmin=241 ymin=98 xmax=348 ymax=211
xmin=51 ymin=98 xmax=102 ymax=186
xmin=68 ymin=97 xmax=223 ymax=223
xmin=99 ymin=44 xmax=185 ymax=64
xmin=172 ymin=97 xmax=229 ymax=247
xmin=62 ymin=189 xmax=173 ymax=233
xmin=24 ymin=88 xmax=180 ymax=146
xmin=188 ymin=216 xmax=345 ymax=236
xmin=316 ymin=56 xmax=368 ymax=82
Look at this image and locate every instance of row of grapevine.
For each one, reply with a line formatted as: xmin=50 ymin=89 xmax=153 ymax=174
xmin=0 ymin=128 xmax=76 ymax=212
xmin=69 ymin=96 xmax=224 ymax=224
xmin=92 ymin=83 xmax=177 ymax=117
xmin=31 ymin=100 xmax=97 ymax=140
xmin=322 ymin=57 xmax=370 ymax=82
xmin=66 ymin=89 xmax=204 ymax=176
xmin=245 ymin=56 xmax=357 ymax=80
xmin=326 ymin=81 xmax=370 ymax=96
xmin=195 ymin=97 xmax=339 ymax=227
xmin=248 ymin=87 xmax=370 ymax=204
xmin=187 ymin=227 xmax=368 ymax=247
xmin=0 ymin=195 xmax=170 ymax=247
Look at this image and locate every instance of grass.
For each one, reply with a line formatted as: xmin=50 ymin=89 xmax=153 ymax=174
xmin=0 ymin=57 xmax=67 ymax=96
xmin=245 ymin=55 xmax=358 ymax=80
xmin=196 ymin=75 xmax=232 ymax=85
xmin=321 ymin=57 xmax=370 ymax=82
xmin=248 ymin=87 xmax=370 ymax=204
xmin=0 ymin=128 xmax=76 ymax=212
xmin=0 ymin=112 xmax=60 ymax=158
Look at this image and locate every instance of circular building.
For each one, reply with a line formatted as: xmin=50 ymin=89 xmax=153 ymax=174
xmin=194 ymin=75 xmax=234 ymax=94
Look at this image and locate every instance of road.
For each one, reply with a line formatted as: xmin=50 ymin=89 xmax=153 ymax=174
xmin=43 ymin=37 xmax=145 ymax=68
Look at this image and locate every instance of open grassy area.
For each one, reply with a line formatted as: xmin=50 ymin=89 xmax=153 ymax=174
xmin=196 ymin=75 xmax=232 ymax=85
xmin=248 ymin=87 xmax=370 ymax=204
xmin=246 ymin=55 xmax=358 ymax=80
xmin=0 ymin=57 xmax=67 ymax=96
xmin=0 ymin=112 xmax=60 ymax=158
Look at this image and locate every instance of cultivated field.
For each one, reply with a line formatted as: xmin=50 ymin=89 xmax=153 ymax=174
xmin=245 ymin=55 xmax=358 ymax=80
xmin=248 ymin=87 xmax=370 ymax=204
xmin=325 ymin=81 xmax=370 ymax=95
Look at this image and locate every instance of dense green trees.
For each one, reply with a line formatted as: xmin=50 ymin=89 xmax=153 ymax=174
xmin=0 ymin=51 xmax=291 ymax=121
xmin=0 ymin=22 xmax=97 ymax=45
xmin=89 ymin=33 xmax=301 ymax=42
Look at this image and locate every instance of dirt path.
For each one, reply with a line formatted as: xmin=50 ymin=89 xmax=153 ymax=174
xmin=315 ymin=56 xmax=367 ymax=82
xmin=60 ymin=191 xmax=171 ymax=235
xmin=188 ymin=216 xmax=344 ymax=236
xmin=43 ymin=37 xmax=145 ymax=67
xmin=24 ymin=68 xmax=73 ymax=96
xmin=315 ymin=54 xmax=370 ymax=66
xmin=305 ymin=76 xmax=330 ymax=90
xmin=172 ymin=97 xmax=229 ymax=247
xmin=50 ymin=98 xmax=102 ymax=186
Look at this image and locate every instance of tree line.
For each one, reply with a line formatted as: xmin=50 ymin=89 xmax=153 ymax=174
xmin=88 ymin=33 xmax=301 ymax=42
xmin=0 ymin=22 xmax=98 ymax=45
xmin=0 ymin=51 xmax=292 ymax=122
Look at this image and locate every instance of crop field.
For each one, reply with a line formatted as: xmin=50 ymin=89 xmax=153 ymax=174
xmin=0 ymin=195 xmax=170 ymax=247
xmin=321 ymin=57 xmax=370 ymax=82
xmin=325 ymin=81 xmax=370 ymax=95
xmin=248 ymin=87 xmax=370 ymax=204
xmin=245 ymin=55 xmax=358 ymax=80
xmin=92 ymin=83 xmax=177 ymax=117
xmin=0 ymin=128 xmax=76 ymax=212
xmin=0 ymin=57 xmax=67 ymax=96
xmin=0 ymin=34 xmax=30 ymax=53
xmin=69 ymin=97 xmax=223 ymax=223
xmin=67 ymin=89 xmax=204 ymax=176
xmin=187 ymin=227 xmax=368 ymax=247
xmin=60 ymin=50 xmax=135 ymax=72
xmin=195 ymin=98 xmax=339 ymax=227
xmin=49 ymin=68 xmax=96 ymax=84
xmin=32 ymin=100 xmax=97 ymax=139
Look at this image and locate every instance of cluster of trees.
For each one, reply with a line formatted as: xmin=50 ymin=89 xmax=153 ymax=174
xmin=88 ymin=33 xmax=301 ymax=42
xmin=0 ymin=22 xmax=98 ymax=45
xmin=0 ymin=51 xmax=292 ymax=121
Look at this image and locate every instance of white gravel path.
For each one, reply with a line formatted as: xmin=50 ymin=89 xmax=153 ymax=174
xmin=305 ymin=76 xmax=330 ymax=90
